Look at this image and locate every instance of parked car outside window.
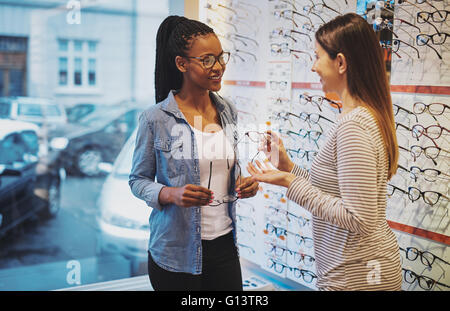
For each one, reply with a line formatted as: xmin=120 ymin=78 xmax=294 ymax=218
xmin=51 ymin=105 xmax=142 ymax=177
xmin=0 ymin=120 xmax=66 ymax=238
xmin=96 ymin=129 xmax=151 ymax=275
xmin=0 ymin=97 xmax=67 ymax=129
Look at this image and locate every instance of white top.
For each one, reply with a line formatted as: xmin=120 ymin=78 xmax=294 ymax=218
xmin=192 ymin=126 xmax=234 ymax=240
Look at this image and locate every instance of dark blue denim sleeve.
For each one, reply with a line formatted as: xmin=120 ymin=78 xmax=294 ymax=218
xmin=129 ymin=111 xmax=165 ymax=211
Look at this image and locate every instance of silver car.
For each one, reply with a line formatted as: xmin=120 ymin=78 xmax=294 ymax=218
xmin=96 ymin=130 xmax=151 ymax=274
xmin=0 ymin=97 xmax=67 ymax=129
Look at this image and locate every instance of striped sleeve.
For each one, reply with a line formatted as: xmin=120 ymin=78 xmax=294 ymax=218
xmin=290 ymin=163 xmax=310 ymax=180
xmin=286 ymin=120 xmax=378 ymax=236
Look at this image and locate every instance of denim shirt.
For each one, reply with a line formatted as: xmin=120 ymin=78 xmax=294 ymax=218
xmin=129 ymin=90 xmax=239 ymax=274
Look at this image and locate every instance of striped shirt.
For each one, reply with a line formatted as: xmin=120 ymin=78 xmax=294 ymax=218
xmin=286 ymin=106 xmax=402 ymax=291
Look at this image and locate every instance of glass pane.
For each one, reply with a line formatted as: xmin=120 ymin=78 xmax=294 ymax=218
xmin=88 ymin=41 xmax=97 ymax=52
xmin=58 ymin=39 xmax=68 ymax=52
xmin=8 ymin=69 xmax=24 ymax=96
xmin=59 ymin=57 xmax=68 ymax=85
xmin=74 ymin=58 xmax=82 ymax=85
xmin=18 ymin=103 xmax=42 ymax=116
xmin=44 ymin=104 xmax=62 ymax=117
xmin=88 ymin=58 xmax=96 ymax=85
xmin=0 ymin=101 xmax=10 ymax=117
xmin=74 ymin=40 xmax=83 ymax=52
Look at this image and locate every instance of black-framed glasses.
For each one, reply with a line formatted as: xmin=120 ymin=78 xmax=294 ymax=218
xmin=407 ymin=186 xmax=449 ymax=206
xmin=408 ymin=165 xmax=450 ymax=182
xmin=266 ymin=258 xmax=317 ymax=283
xmin=417 ymin=33 xmax=449 ymax=46
xmin=402 ymin=268 xmax=450 ymax=291
xmin=272 ymin=111 xmax=334 ymax=131
xmin=393 ymin=103 xmax=415 ymax=118
xmin=392 ymin=39 xmax=420 ymax=59
xmin=299 ymin=93 xmax=342 ymax=113
xmin=294 ymin=268 xmax=317 ymax=283
xmin=393 ymin=18 xmax=421 ymax=32
xmin=413 ymin=102 xmax=450 ymax=116
xmin=206 ymin=159 xmax=241 ymax=206
xmin=417 ymin=10 xmax=449 ymax=23
xmin=400 ymin=247 xmax=450 ymax=268
xmin=387 ymin=184 xmax=408 ymax=197
xmin=185 ymin=51 xmax=231 ymax=69
xmin=416 ymin=34 xmax=443 ymax=60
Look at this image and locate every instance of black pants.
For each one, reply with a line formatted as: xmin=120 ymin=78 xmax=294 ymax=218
xmin=148 ymin=231 xmax=243 ymax=291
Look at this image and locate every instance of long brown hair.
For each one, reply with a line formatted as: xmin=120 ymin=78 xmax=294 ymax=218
xmin=315 ymin=13 xmax=398 ymax=180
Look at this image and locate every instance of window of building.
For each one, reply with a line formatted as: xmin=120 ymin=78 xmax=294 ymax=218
xmin=57 ymin=39 xmax=98 ymax=89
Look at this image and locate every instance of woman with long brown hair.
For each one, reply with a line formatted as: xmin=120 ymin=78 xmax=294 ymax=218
xmin=247 ymin=13 xmax=402 ymax=290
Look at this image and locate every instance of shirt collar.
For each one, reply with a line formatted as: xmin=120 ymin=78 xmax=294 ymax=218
xmin=161 ymin=90 xmax=226 ymax=118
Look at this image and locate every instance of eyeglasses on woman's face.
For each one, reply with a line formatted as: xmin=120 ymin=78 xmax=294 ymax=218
xmin=185 ymin=51 xmax=231 ymax=69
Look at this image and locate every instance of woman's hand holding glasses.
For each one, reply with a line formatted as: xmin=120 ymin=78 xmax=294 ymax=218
xmin=236 ymin=176 xmax=259 ymax=199
xmin=161 ymin=184 xmax=214 ymax=208
xmin=257 ymin=130 xmax=294 ymax=173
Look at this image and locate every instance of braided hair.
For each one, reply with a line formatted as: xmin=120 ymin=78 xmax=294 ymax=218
xmin=155 ymin=16 xmax=215 ymax=103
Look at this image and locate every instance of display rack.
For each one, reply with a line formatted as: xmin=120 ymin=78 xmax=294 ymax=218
xmin=198 ymin=0 xmax=449 ymax=291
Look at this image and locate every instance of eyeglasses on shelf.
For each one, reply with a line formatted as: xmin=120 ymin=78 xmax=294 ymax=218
xmin=417 ymin=10 xmax=449 ymax=23
xmin=413 ymin=102 xmax=449 ymax=116
xmin=299 ymin=93 xmax=342 ymax=113
xmin=266 ymin=258 xmax=317 ymax=283
xmin=398 ymin=164 xmax=450 ymax=182
xmin=266 ymin=241 xmax=315 ymax=267
xmin=399 ymin=144 xmax=449 ymax=165
xmin=286 ymin=148 xmax=318 ymax=162
xmin=411 ymin=124 xmax=449 ymax=140
xmin=402 ymin=268 xmax=450 ymax=291
xmin=416 ymin=34 xmax=444 ymax=60
xmin=400 ymin=246 xmax=450 ymax=268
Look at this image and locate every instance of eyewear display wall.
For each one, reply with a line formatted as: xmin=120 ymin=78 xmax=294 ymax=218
xmin=200 ymin=0 xmax=449 ymax=292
